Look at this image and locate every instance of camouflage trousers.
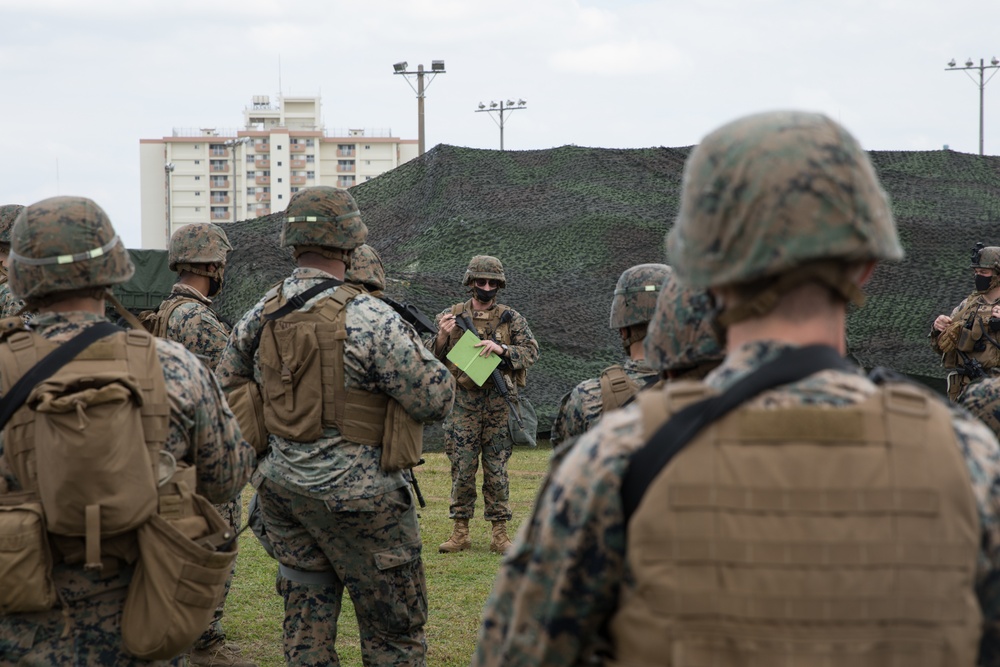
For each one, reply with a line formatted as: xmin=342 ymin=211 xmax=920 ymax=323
xmin=258 ymin=480 xmax=427 ymax=667
xmin=443 ymin=391 xmax=512 ymax=522
xmin=0 ymin=577 xmax=184 ymax=666
xmin=194 ymin=497 xmax=242 ymax=650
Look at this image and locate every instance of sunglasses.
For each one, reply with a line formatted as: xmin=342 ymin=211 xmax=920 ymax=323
xmin=474 ymin=279 xmax=500 ymax=288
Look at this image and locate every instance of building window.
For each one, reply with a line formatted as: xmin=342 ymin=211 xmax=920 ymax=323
xmin=365 ymin=160 xmax=370 ymax=165
xmin=211 ymin=207 xmax=228 ymax=220
xmin=306 ymin=139 xmax=315 ymax=146
xmin=277 ymin=194 xmax=283 ymax=199
xmin=246 ymin=171 xmax=255 ymax=178
xmin=277 ymin=178 xmax=282 ymax=183
xmin=194 ymin=175 xmax=201 ymax=180
xmin=277 ymin=161 xmax=282 ymax=167
xmin=291 ymin=187 xmax=300 ymax=193
xmin=306 ymin=155 xmax=315 ymax=163
xmin=247 ymin=187 xmax=255 ymax=195
xmin=246 ymin=154 xmax=255 ymax=163
xmin=195 ymin=191 xmax=201 ymax=196
xmin=211 ymin=176 xmax=226 ymax=187
xmin=306 ymin=171 xmax=315 ymax=179
xmin=364 ymin=145 xmax=371 ymax=150
xmin=194 ymin=160 xmax=200 ymax=165
xmin=338 ymin=175 xmax=355 ymax=187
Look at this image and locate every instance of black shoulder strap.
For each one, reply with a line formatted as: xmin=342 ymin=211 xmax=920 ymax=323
xmin=250 ymin=278 xmax=342 ymax=352
xmin=620 ymin=344 xmax=854 ymax=521
xmin=0 ymin=321 xmax=122 ymax=431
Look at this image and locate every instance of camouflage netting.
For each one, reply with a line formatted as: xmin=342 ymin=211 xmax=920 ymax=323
xmin=118 ymin=144 xmax=1000 ymax=432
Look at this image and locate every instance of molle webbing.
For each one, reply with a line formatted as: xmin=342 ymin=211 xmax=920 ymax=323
xmin=599 ymin=365 xmax=640 ymax=412
xmin=612 ymin=382 xmax=981 ymax=666
xmin=261 ymin=283 xmax=388 ymax=443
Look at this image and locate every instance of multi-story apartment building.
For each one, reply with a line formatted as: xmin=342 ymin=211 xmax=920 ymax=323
xmin=139 ymin=94 xmax=419 ymax=249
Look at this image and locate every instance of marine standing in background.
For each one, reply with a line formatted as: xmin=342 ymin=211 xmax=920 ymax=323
xmin=642 ymin=266 xmax=725 ymax=383
xmin=473 ymin=110 xmax=1000 ymax=666
xmin=932 ymin=243 xmax=1000 ymax=401
xmin=430 ymin=255 xmax=539 ymax=555
xmin=216 ymin=186 xmax=455 ymax=667
xmin=0 ymin=196 xmax=253 ymax=665
xmin=146 ymin=223 xmax=249 ymax=667
xmin=0 ymin=203 xmax=27 ymax=319
xmin=550 ymin=263 xmax=668 ymax=449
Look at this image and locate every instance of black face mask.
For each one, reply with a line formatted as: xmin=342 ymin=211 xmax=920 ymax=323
xmin=976 ymin=274 xmax=993 ymax=293
xmin=474 ymin=286 xmax=497 ymax=303
xmin=207 ymin=276 xmax=224 ymax=298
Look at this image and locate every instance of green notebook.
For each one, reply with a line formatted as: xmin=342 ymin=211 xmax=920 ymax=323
xmin=446 ymin=330 xmax=502 ymax=386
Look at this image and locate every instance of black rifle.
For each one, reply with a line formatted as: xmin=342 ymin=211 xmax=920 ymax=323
xmin=957 ymin=349 xmax=987 ymax=380
xmin=455 ymin=313 xmax=523 ymax=428
xmin=408 ymin=458 xmax=427 ymax=508
xmin=382 ymin=297 xmax=438 ymax=336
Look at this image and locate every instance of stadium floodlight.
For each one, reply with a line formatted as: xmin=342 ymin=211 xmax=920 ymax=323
xmin=946 ymin=56 xmax=1000 ymax=155
xmin=392 ymin=60 xmax=447 ymax=154
xmin=474 ymin=98 xmax=528 ymax=150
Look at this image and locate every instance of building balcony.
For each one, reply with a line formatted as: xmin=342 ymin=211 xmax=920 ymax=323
xmin=209 ymin=164 xmax=230 ymax=173
xmin=210 ymin=148 xmax=231 ymax=158
xmin=256 ymin=192 xmax=271 ymax=202
xmin=256 ymin=206 xmax=271 ymax=216
xmin=211 ymin=211 xmax=231 ymax=221
xmin=291 ymin=175 xmax=307 ymax=185
xmin=337 ymin=164 xmax=355 ymax=173
xmin=255 ymin=175 xmax=270 ymax=185
xmin=209 ymin=180 xmax=230 ymax=190
xmin=290 ymin=144 xmax=306 ymax=153
xmin=255 ymin=143 xmax=270 ymax=153
xmin=337 ymin=149 xmax=356 ymax=157
xmin=255 ymin=159 xmax=270 ymax=169
xmin=290 ymin=159 xmax=306 ymax=169
xmin=211 ymin=195 xmax=231 ymax=204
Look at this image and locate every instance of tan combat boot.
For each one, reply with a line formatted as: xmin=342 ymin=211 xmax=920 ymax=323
xmin=438 ymin=518 xmax=471 ymax=553
xmin=490 ymin=520 xmax=513 ymax=555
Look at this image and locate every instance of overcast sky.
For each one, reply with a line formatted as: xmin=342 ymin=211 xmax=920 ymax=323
xmin=2 ymin=0 xmax=999 ymax=248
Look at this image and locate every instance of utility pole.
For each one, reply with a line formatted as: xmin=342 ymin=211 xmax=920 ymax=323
xmin=224 ymin=137 xmax=249 ymax=221
xmin=393 ymin=60 xmax=446 ymax=155
xmin=946 ymin=57 xmax=1000 ymax=155
xmin=164 ymin=163 xmax=175 ymax=245
xmin=475 ymin=99 xmax=527 ymax=150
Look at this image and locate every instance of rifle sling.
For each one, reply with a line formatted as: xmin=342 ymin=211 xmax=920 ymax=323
xmin=620 ymin=344 xmax=854 ymax=523
xmin=0 ymin=321 xmax=123 ymax=431
xmin=250 ymin=278 xmax=342 ymax=352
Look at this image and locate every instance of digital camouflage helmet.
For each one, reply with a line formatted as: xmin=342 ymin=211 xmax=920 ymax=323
xmin=168 ymin=223 xmax=233 ymax=276
xmin=667 ymin=111 xmax=903 ymax=323
xmin=280 ymin=186 xmax=368 ymax=263
xmin=644 ymin=270 xmax=725 ymax=375
xmin=610 ymin=264 xmax=671 ymax=330
xmin=970 ymin=242 xmax=1000 ymax=292
xmin=345 ymin=244 xmax=386 ymax=292
xmin=463 ymin=255 xmax=506 ymax=288
xmin=9 ymin=196 xmax=134 ymax=303
xmin=0 ymin=204 xmax=25 ymax=252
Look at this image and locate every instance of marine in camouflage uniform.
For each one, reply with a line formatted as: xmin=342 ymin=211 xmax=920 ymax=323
xmin=216 ymin=186 xmax=455 ymax=667
xmin=152 ymin=223 xmax=248 ymax=667
xmin=642 ymin=264 xmax=725 ymax=383
xmin=550 ymin=264 xmax=669 ymax=449
xmin=474 ymin=111 xmax=1000 ymax=666
xmin=0 ymin=196 xmax=254 ymax=666
xmin=428 ymin=255 xmax=539 ymax=555
xmin=345 ymin=243 xmax=386 ymax=295
xmin=931 ymin=244 xmax=1000 ymax=402
xmin=0 ymin=203 xmax=28 ymax=320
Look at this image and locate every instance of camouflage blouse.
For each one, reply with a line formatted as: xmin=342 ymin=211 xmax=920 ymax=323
xmin=216 ymin=267 xmax=456 ymax=506
xmin=473 ymin=340 xmax=1000 ymax=666
xmin=549 ymin=358 xmax=658 ymax=448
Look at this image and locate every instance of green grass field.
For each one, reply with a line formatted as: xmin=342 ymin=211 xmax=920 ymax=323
xmin=224 ymin=446 xmax=551 ymax=666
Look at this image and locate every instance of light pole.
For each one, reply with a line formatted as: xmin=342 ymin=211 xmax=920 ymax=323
xmin=475 ymin=99 xmax=527 ymax=151
xmin=224 ymin=137 xmax=250 ymax=221
xmin=946 ymin=57 xmax=1000 ymax=155
xmin=164 ymin=163 xmax=175 ymax=245
xmin=393 ymin=60 xmax=446 ymax=155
